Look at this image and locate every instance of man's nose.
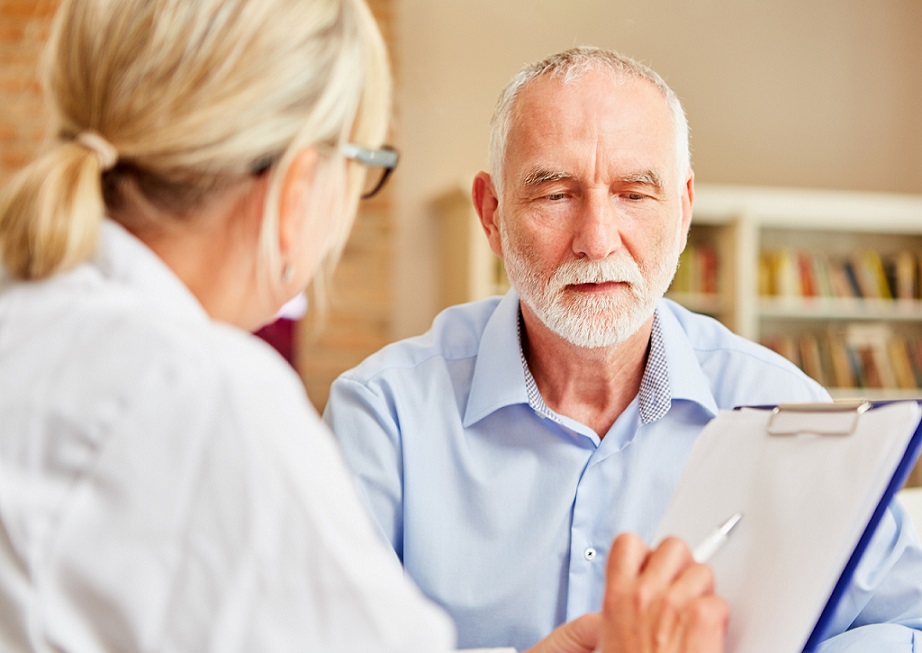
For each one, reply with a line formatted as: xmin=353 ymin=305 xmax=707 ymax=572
xmin=571 ymin=192 xmax=623 ymax=260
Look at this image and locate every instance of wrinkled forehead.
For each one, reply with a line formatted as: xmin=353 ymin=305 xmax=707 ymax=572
xmin=504 ymin=71 xmax=679 ymax=180
xmin=510 ymin=70 xmax=673 ymax=139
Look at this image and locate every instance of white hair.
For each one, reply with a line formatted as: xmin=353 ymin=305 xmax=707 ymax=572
xmin=487 ymin=46 xmax=690 ymax=198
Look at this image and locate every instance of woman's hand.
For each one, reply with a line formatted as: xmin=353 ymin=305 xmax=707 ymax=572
xmin=523 ymin=612 xmax=601 ymax=653
xmin=600 ymin=533 xmax=728 ymax=653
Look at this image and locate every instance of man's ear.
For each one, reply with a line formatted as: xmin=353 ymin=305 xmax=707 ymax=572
xmin=471 ymin=171 xmax=503 ymax=258
xmin=278 ymin=147 xmax=320 ymax=253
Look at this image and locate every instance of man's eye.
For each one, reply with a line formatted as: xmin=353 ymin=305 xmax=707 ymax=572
xmin=625 ymin=192 xmax=646 ymax=201
xmin=546 ymin=192 xmax=567 ymax=201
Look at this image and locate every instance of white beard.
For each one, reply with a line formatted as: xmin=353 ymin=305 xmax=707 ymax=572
xmin=500 ymin=220 xmax=679 ymax=349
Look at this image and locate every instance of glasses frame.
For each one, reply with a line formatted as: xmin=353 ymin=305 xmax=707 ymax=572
xmin=340 ymin=143 xmax=399 ymax=199
xmin=250 ymin=143 xmax=399 ymax=200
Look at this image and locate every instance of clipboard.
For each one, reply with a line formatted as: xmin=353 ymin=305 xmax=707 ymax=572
xmin=652 ymin=400 xmax=922 ymax=653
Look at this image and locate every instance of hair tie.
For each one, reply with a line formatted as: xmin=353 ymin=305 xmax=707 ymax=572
xmin=76 ymin=131 xmax=118 ymax=171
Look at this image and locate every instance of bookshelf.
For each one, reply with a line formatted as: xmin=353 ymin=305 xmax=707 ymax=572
xmin=681 ymin=185 xmax=922 ymax=401
xmin=432 ymin=184 xmax=922 ymax=401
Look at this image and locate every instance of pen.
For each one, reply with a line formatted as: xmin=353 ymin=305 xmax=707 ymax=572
xmin=692 ymin=512 xmax=743 ymax=563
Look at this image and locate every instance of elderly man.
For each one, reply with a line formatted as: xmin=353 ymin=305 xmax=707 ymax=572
xmin=325 ymin=47 xmax=922 ymax=651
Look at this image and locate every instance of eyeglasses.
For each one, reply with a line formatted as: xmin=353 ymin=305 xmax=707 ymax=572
xmin=340 ymin=143 xmax=399 ymax=199
xmin=250 ymin=143 xmax=399 ymax=200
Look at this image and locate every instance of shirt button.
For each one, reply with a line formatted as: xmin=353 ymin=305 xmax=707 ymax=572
xmin=584 ymin=547 xmax=597 ymax=561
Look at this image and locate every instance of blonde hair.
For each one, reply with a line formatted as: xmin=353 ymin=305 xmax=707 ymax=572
xmin=0 ymin=0 xmax=391 ymax=283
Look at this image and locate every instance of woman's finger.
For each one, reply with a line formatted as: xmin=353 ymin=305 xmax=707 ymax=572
xmin=606 ymin=532 xmax=651 ymax=588
xmin=638 ymin=536 xmax=696 ymax=589
xmin=674 ymin=595 xmax=730 ymax=653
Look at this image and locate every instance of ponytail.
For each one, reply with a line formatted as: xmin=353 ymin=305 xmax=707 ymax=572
xmin=1 ymin=0 xmax=391 ymax=286
xmin=0 ymin=135 xmax=115 ymax=280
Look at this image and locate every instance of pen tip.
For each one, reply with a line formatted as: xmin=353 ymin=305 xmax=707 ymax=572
xmin=721 ymin=512 xmax=743 ymax=534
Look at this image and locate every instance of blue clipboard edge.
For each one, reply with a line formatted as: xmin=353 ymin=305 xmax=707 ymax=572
xmin=735 ymin=400 xmax=922 ymax=652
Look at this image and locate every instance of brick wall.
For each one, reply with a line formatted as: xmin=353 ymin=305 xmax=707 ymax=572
xmin=301 ymin=0 xmax=397 ymax=409
xmin=0 ymin=1 xmax=55 ymax=179
xmin=0 ymin=0 xmax=396 ymax=411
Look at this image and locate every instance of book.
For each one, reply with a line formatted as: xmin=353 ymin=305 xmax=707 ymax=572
xmin=864 ymin=251 xmax=893 ymax=299
xmin=798 ymin=251 xmax=818 ymax=298
xmin=842 ymin=259 xmax=865 ymax=298
xmin=799 ymin=332 xmax=826 ymax=386
xmin=845 ymin=323 xmax=897 ymax=389
xmin=827 ymin=330 xmax=857 ymax=389
xmin=850 ymin=252 xmax=880 ymax=299
xmin=889 ymin=338 xmax=917 ymax=390
xmin=892 ymin=251 xmax=917 ymax=300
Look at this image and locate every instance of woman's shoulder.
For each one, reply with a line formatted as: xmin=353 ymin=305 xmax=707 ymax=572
xmin=10 ymin=271 xmax=315 ymax=432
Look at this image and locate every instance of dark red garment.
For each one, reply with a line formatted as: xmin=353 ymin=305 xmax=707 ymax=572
xmin=254 ymin=318 xmax=297 ymax=369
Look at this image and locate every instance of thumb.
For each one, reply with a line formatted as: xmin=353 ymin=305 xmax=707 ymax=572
xmin=524 ymin=613 xmax=602 ymax=653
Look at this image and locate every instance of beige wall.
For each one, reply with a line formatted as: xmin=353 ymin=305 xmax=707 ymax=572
xmin=393 ymin=0 xmax=922 ymax=338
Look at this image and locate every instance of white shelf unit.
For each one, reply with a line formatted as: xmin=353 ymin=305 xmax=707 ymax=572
xmin=681 ymin=184 xmax=922 ymax=400
xmin=432 ymin=187 xmax=508 ymax=311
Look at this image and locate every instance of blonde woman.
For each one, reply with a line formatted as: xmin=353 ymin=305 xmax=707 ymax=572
xmin=0 ymin=1 xmax=725 ymax=651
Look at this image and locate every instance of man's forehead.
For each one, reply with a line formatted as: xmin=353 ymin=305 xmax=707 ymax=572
xmin=508 ymin=75 xmax=671 ymax=149
xmin=512 ymin=69 xmax=662 ymax=118
xmin=503 ymin=71 xmax=676 ymax=173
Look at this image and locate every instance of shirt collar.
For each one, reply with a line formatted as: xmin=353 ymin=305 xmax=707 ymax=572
xmin=654 ymin=299 xmax=719 ymax=418
xmin=637 ymin=313 xmax=672 ymax=424
xmin=517 ymin=308 xmax=673 ymax=426
xmin=518 ymin=316 xmax=563 ymax=425
xmin=464 ymin=290 xmax=531 ymax=427
xmin=463 ymin=292 xmax=719 ymax=427
xmin=94 ymin=218 xmax=210 ymax=324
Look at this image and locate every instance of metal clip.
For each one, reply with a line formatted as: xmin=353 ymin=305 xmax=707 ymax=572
xmin=766 ymin=400 xmax=871 ymax=436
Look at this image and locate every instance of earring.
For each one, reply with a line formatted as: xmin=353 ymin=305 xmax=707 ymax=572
xmin=281 ymin=263 xmax=294 ymax=283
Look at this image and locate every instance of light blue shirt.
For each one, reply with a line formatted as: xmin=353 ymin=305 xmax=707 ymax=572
xmin=325 ymin=290 xmax=922 ymax=651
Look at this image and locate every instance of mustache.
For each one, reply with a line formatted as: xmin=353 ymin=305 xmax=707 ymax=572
xmin=549 ymin=256 xmax=644 ymax=288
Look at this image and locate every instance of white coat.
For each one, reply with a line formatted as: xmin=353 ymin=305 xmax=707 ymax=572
xmin=0 ymin=220 xmax=456 ymax=653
